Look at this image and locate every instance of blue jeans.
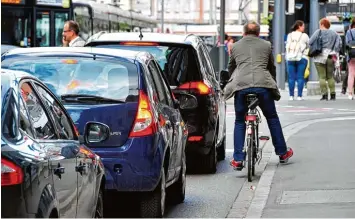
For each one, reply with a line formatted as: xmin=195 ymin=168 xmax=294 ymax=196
xmin=233 ymin=88 xmax=288 ymax=161
xmin=287 ymin=58 xmax=308 ymax=97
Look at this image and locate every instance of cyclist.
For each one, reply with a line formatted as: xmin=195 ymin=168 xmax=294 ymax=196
xmin=224 ymin=21 xmax=294 ymax=170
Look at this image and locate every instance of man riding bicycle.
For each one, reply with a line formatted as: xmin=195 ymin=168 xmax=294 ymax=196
xmin=224 ymin=21 xmax=294 ymax=170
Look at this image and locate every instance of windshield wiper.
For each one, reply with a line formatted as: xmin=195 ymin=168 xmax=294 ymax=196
xmin=61 ymin=94 xmax=125 ymax=104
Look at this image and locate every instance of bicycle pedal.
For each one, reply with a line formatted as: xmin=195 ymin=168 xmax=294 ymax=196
xmin=259 ymin=136 xmax=270 ymax=141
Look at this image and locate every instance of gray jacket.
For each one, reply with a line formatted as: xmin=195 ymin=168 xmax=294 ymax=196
xmin=224 ymin=35 xmax=278 ymax=100
xmin=69 ymin=36 xmax=85 ymax=47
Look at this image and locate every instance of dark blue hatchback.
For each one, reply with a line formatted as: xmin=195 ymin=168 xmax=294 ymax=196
xmin=2 ymin=47 xmax=198 ymax=217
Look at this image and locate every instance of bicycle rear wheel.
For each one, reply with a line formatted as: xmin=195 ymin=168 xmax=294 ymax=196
xmin=252 ymin=125 xmax=259 ymax=176
xmin=247 ymin=131 xmax=254 ymax=182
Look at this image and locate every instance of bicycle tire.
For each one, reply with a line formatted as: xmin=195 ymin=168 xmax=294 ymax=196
xmin=247 ymin=130 xmax=254 ymax=182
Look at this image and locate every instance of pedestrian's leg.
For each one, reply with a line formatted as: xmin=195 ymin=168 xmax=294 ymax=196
xmin=315 ymin=62 xmax=328 ymax=98
xmin=257 ymin=88 xmax=288 ymax=156
xmin=342 ymin=69 xmax=349 ymax=94
xmin=287 ymin=61 xmax=296 ymax=98
xmin=233 ymin=91 xmax=248 ymax=161
xmin=296 ymin=58 xmax=307 ymax=98
xmin=348 ymin=59 xmax=355 ymax=97
xmin=326 ymin=57 xmax=336 ymax=99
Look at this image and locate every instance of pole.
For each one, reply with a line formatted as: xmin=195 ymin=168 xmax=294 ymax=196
xmin=279 ymin=0 xmax=286 ymax=89
xmin=273 ymin=0 xmax=282 ymax=87
xmin=309 ymin=0 xmax=320 ymax=81
xmin=258 ymin=0 xmax=262 ymax=24
xmin=210 ymin=0 xmax=213 ymax=24
xmin=219 ymin=0 xmax=226 ymax=72
xmin=161 ymin=0 xmax=164 ymax=33
xmin=238 ymin=0 xmax=243 ymax=25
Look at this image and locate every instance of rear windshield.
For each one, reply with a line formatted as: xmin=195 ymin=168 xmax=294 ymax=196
xmin=2 ymin=56 xmax=139 ymax=102
xmin=95 ymin=45 xmax=201 ymax=86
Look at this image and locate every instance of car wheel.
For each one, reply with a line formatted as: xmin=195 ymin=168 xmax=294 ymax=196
xmin=94 ymin=189 xmax=104 ymax=218
xmin=203 ymin=140 xmax=217 ymax=174
xmin=167 ymin=149 xmax=186 ymax=204
xmin=217 ymin=137 xmax=226 ymax=161
xmin=140 ymin=168 xmax=166 ymax=218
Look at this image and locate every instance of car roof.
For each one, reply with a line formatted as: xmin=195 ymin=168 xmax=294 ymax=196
xmin=1 ymin=45 xmax=19 ymax=55
xmin=2 ymin=47 xmax=151 ymax=62
xmin=87 ymin=32 xmax=201 ymax=47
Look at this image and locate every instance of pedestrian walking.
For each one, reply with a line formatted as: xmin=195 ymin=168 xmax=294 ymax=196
xmin=309 ymin=18 xmax=342 ymax=101
xmin=345 ymin=19 xmax=355 ymax=100
xmin=285 ymin=20 xmax=309 ymax=100
xmin=62 ymin=20 xmax=85 ymax=47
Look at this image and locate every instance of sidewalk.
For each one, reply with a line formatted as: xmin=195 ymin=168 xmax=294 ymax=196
xmin=261 ymin=120 xmax=355 ymax=217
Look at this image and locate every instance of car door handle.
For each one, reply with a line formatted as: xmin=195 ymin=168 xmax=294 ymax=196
xmin=75 ymin=164 xmax=86 ymax=174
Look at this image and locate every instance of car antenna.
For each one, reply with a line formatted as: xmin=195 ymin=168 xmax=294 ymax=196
xmin=139 ymin=29 xmax=143 ymax=40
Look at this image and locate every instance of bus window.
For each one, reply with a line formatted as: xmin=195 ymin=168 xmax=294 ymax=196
xmin=36 ymin=11 xmax=50 ymax=47
xmin=55 ymin=12 xmax=69 ymax=46
xmin=74 ymin=5 xmax=92 ymax=40
xmin=1 ymin=8 xmax=32 ymax=47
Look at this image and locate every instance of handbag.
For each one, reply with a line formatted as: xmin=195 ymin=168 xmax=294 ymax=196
xmin=347 ymin=30 xmax=355 ymax=58
xmin=309 ymin=30 xmax=322 ymax=57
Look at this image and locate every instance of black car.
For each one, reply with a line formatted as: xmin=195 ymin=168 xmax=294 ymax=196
xmin=1 ymin=68 xmax=107 ymax=218
xmin=86 ymin=32 xmax=227 ymax=173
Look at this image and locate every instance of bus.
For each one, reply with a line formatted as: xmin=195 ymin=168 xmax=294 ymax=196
xmin=1 ymin=0 xmax=73 ymax=47
xmin=72 ymin=0 xmax=158 ymax=41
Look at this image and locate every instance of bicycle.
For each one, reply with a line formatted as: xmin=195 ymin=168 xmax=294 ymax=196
xmin=244 ymin=94 xmax=270 ymax=182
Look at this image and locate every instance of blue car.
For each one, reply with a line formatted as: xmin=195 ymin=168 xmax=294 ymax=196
xmin=2 ymin=47 xmax=197 ymax=217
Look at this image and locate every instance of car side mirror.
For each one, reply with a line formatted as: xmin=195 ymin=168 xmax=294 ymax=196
xmin=178 ymin=93 xmax=198 ymax=110
xmin=220 ymin=70 xmax=230 ymax=89
xmin=82 ymin=122 xmax=110 ymax=144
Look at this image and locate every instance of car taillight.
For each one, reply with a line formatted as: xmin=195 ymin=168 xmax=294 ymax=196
xmin=178 ymin=81 xmax=212 ymax=95
xmin=129 ymin=90 xmax=157 ymax=137
xmin=1 ymin=158 xmax=24 ymax=186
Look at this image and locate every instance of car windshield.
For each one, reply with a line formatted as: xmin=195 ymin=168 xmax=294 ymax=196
xmin=2 ymin=56 xmax=139 ymax=102
xmin=97 ymin=45 xmax=169 ymax=70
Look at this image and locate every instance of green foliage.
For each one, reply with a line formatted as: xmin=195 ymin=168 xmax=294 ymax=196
xmin=261 ymin=14 xmax=273 ymax=25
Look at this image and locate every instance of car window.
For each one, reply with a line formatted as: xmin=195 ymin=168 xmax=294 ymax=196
xmin=20 ymin=82 xmax=57 ymax=140
xmin=1 ymin=89 xmax=20 ymax=141
xmin=197 ymin=46 xmax=214 ymax=81
xmin=19 ymin=97 xmax=35 ymax=139
xmin=35 ymin=83 xmax=75 ymax=140
xmin=148 ymin=61 xmax=168 ymax=105
xmin=201 ymin=44 xmax=216 ymax=78
xmin=152 ymin=61 xmax=174 ymax=107
xmin=2 ymin=56 xmax=139 ymax=102
xmin=93 ymin=45 xmax=202 ymax=86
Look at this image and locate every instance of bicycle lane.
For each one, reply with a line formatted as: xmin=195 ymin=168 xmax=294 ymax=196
xmin=227 ymin=116 xmax=355 ymax=218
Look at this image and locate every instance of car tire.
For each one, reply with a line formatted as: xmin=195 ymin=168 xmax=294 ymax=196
xmin=94 ymin=189 xmax=104 ymax=218
xmin=203 ymin=141 xmax=217 ymax=174
xmin=167 ymin=150 xmax=186 ymax=204
xmin=217 ymin=137 xmax=226 ymax=161
xmin=140 ymin=168 xmax=166 ymax=218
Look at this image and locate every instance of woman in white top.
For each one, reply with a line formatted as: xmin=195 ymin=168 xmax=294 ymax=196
xmin=286 ymin=20 xmax=310 ymax=100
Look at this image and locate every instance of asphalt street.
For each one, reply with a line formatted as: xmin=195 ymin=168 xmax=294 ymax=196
xmin=105 ymin=89 xmax=355 ymax=218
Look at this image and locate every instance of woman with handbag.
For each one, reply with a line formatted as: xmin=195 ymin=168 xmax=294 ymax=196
xmin=309 ymin=18 xmax=342 ymax=101
xmin=345 ymin=19 xmax=355 ymax=100
xmin=285 ymin=20 xmax=309 ymax=101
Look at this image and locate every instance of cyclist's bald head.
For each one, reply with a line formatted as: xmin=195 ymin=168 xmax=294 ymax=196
xmin=243 ymin=21 xmax=260 ymax=36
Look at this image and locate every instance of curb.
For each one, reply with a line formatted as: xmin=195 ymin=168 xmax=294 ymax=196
xmin=226 ymin=116 xmax=355 ymax=218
